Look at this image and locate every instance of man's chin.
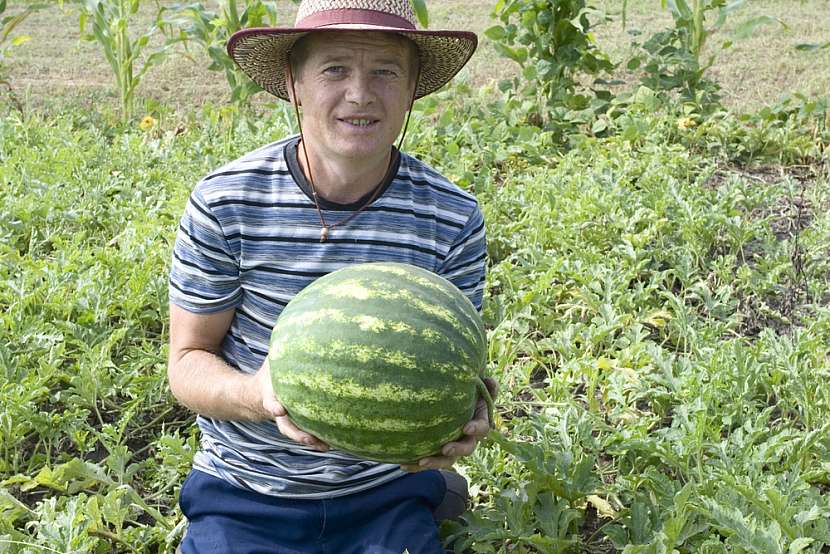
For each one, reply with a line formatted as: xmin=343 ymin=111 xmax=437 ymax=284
xmin=330 ymin=141 xmax=393 ymax=161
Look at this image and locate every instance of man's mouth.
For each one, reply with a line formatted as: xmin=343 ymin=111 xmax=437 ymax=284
xmin=339 ymin=118 xmax=378 ymax=128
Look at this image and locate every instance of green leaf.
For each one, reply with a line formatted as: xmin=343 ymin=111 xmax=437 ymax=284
xmin=412 ymin=0 xmax=428 ymax=29
xmin=0 ymin=488 xmax=32 ymax=522
xmin=789 ymin=538 xmax=814 ymax=553
xmin=667 ymin=0 xmax=693 ymax=21
xmin=484 ymin=25 xmax=507 ymax=41
xmin=493 ymin=42 xmax=527 ymax=64
xmin=10 ymin=34 xmax=30 ymax=46
xmin=733 ymin=16 xmax=787 ymax=40
xmin=795 ymin=41 xmax=830 ymax=51
xmin=714 ymin=0 xmax=746 ymax=29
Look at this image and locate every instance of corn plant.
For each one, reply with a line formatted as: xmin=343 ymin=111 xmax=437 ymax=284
xmin=161 ymin=1 xmax=288 ymax=107
xmin=0 ymin=0 xmax=48 ymax=111
xmin=485 ymin=0 xmax=615 ymax=140
xmin=79 ymin=0 xmax=171 ymax=121
xmin=411 ymin=0 xmax=428 ymax=28
xmin=623 ymin=0 xmax=786 ymax=109
xmin=0 ymin=0 xmax=35 ymax=67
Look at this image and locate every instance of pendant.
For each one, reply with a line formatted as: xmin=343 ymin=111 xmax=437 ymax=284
xmin=320 ymin=226 xmax=329 ymax=242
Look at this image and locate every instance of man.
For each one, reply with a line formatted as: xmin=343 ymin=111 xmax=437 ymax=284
xmin=168 ymin=1 xmax=495 ymax=551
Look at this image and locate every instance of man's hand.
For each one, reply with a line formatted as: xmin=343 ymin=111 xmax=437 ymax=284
xmin=400 ymin=376 xmax=497 ymax=472
xmin=255 ymin=360 xmax=329 ymax=452
xmin=254 ymin=359 xmax=286 ymax=419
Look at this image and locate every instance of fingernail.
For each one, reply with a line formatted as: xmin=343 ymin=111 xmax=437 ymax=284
xmin=302 ymin=437 xmax=313 ymax=445
xmin=444 ymin=447 xmax=456 ymax=457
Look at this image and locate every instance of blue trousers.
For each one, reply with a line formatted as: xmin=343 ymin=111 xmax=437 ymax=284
xmin=178 ymin=469 xmax=447 ymax=554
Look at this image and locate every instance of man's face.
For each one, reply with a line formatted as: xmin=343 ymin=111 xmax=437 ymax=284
xmin=289 ymin=32 xmax=417 ymax=163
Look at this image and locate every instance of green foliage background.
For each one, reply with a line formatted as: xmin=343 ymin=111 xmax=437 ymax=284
xmin=1 ymin=0 xmax=830 ymax=552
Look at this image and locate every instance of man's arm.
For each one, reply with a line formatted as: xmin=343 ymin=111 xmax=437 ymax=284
xmin=167 ymin=304 xmax=329 ymax=450
xmin=167 ymin=304 xmax=276 ymax=421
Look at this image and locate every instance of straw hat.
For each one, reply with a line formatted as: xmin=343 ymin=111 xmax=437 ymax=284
xmin=227 ymin=0 xmax=478 ymax=101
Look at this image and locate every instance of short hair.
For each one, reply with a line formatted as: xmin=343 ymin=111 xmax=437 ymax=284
xmin=287 ymin=32 xmax=420 ymax=85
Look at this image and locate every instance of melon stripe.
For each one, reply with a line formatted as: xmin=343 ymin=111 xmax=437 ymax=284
xmin=271 ymin=321 xmax=483 ymax=379
xmin=292 ymin=266 xmax=482 ymax=339
xmin=286 ymin=415 xmax=469 ymax=462
xmin=275 ymin=373 xmax=477 ymax=417
xmin=314 ymin=279 xmax=478 ymax=346
xmin=274 ymin=372 xmax=469 ymax=404
xmin=273 ymin=308 xmax=474 ymax=365
xmin=287 ymin=401 xmax=457 ymax=432
xmin=363 ymin=264 xmax=485 ymax=341
xmin=271 ymin=334 xmax=480 ymax=381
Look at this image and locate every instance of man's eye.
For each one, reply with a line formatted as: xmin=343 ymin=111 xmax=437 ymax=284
xmin=375 ymin=69 xmax=398 ymax=77
xmin=323 ymin=66 xmax=345 ymax=75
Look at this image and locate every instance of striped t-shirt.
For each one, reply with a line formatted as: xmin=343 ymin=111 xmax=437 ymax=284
xmin=169 ymin=135 xmax=486 ymax=498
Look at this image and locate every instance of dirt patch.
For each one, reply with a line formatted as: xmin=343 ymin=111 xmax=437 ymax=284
xmin=701 ymin=163 xmax=827 ymax=337
xmin=580 ymin=505 xmax=617 ymax=553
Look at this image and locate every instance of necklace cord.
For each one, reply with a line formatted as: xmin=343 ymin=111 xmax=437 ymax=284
xmin=288 ymin=62 xmax=327 ymax=231
xmin=397 ymin=61 xmax=421 ymax=152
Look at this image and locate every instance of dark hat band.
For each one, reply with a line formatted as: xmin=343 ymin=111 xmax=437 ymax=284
xmin=297 ymin=8 xmax=416 ymax=30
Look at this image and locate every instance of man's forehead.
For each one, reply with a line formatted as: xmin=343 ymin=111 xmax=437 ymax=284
xmin=304 ymin=32 xmax=413 ymax=60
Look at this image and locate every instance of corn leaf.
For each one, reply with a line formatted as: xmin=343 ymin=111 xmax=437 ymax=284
xmin=412 ymin=0 xmax=428 ymax=29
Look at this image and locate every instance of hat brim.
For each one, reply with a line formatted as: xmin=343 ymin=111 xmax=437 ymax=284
xmin=227 ymin=26 xmax=478 ymax=101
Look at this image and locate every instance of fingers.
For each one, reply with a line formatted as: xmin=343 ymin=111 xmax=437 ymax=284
xmin=443 ymin=432 xmax=478 ymax=459
xmin=262 ymin=395 xmax=287 ymax=418
xmin=403 ymin=434 xmax=476 ymax=471
xmin=257 ymin=364 xmax=287 ymax=418
xmin=275 ymin=415 xmax=329 ymax=452
xmin=258 ymin=376 xmax=288 ymax=419
xmin=257 ymin=360 xmax=327 ymax=450
xmin=483 ymin=376 xmax=499 ymax=398
xmin=400 ymin=454 xmax=456 ymax=472
xmin=464 ymin=397 xmax=494 ymax=438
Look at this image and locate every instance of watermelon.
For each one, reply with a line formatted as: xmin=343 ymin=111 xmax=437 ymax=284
xmin=268 ymin=262 xmax=492 ymax=464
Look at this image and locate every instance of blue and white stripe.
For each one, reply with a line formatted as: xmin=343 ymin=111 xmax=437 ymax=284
xmin=169 ymin=135 xmax=486 ymax=498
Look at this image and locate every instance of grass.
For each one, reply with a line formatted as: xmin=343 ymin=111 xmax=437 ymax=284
xmin=5 ymin=0 xmax=830 ymax=114
xmin=594 ymin=0 xmax=830 ymax=110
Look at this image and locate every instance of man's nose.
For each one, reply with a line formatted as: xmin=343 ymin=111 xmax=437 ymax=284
xmin=344 ymin=73 xmax=375 ymax=105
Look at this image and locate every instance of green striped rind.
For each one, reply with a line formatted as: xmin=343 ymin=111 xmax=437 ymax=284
xmin=280 ymin=264 xmax=486 ymax=372
xmin=288 ymin=413 xmax=469 ymax=462
xmin=269 ymin=262 xmax=488 ymax=463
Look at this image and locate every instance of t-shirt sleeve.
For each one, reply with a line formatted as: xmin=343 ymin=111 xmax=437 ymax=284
xmin=438 ymin=204 xmax=487 ymax=311
xmin=169 ymin=187 xmax=242 ymax=313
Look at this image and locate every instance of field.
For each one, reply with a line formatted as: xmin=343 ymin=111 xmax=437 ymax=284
xmin=2 ymin=0 xmax=830 ymax=552
xmin=7 ymin=0 xmax=830 ymax=112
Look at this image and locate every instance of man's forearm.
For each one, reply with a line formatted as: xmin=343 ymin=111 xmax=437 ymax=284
xmin=168 ymin=349 xmax=265 ymax=421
